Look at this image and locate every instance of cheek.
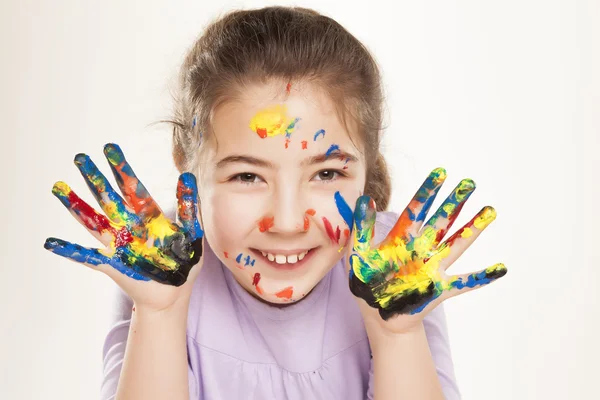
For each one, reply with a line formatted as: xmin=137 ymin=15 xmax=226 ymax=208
xmin=311 ymin=189 xmax=359 ymax=247
xmin=202 ymin=190 xmax=263 ymax=248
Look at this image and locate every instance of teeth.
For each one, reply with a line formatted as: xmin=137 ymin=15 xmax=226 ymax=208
xmin=259 ymin=249 xmax=311 ymax=264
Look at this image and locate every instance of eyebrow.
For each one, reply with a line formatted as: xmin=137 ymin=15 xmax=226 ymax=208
xmin=215 ymin=149 xmax=359 ymax=169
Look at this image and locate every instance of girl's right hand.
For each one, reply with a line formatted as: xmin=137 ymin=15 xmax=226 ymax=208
xmin=44 ymin=143 xmax=204 ymax=313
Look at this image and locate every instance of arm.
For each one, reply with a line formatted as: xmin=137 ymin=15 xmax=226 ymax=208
xmin=115 ymin=302 xmax=190 ymax=400
xmin=370 ymin=323 xmax=444 ymax=400
xmin=101 ymin=289 xmax=197 ymax=400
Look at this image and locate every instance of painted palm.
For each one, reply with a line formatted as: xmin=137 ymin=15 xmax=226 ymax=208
xmin=349 ymin=167 xmax=507 ymax=320
xmin=44 ymin=143 xmax=203 ymax=286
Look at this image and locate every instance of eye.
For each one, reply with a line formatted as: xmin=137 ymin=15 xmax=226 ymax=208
xmin=231 ymin=173 xmax=263 ymax=185
xmin=313 ymin=169 xmax=345 ymax=183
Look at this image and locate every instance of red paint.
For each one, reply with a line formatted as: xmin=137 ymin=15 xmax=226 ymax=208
xmin=258 ymin=216 xmax=275 ymax=232
xmin=256 ymin=127 xmax=267 ymax=138
xmin=335 ymin=226 xmax=341 ymax=243
xmin=286 ymin=82 xmax=292 ymax=93
xmin=275 ymin=286 xmax=293 ymax=299
xmin=344 ymin=228 xmax=350 ymax=238
xmin=285 ymin=139 xmax=290 ymax=149
xmin=224 ymin=251 xmax=229 ymax=258
xmin=303 ymin=216 xmax=310 ymax=231
xmin=306 ymin=209 xmax=316 ymax=216
xmin=65 ymin=189 xmax=133 ymax=247
xmin=323 ymin=217 xmax=338 ymax=244
xmin=301 ymin=140 xmax=307 ymax=149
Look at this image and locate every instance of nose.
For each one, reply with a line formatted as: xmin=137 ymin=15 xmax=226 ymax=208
xmin=266 ymin=184 xmax=307 ymax=234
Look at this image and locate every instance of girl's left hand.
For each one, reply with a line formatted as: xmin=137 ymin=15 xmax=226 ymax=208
xmin=347 ymin=167 xmax=507 ymax=336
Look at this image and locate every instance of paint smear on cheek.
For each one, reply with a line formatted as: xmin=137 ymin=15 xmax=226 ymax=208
xmin=304 ymin=209 xmax=316 ymax=231
xmin=258 ymin=216 xmax=275 ymax=232
xmin=275 ymin=286 xmax=294 ymax=299
xmin=301 ymin=140 xmax=307 ymax=149
xmin=322 ymin=217 xmax=341 ymax=244
xmin=252 ymin=272 xmax=263 ymax=295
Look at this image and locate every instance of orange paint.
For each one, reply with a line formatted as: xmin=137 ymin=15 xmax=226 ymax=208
xmin=285 ymin=139 xmax=290 ymax=149
xmin=256 ymin=127 xmax=267 ymax=138
xmin=344 ymin=228 xmax=350 ymax=238
xmin=258 ymin=216 xmax=275 ymax=232
xmin=306 ymin=209 xmax=316 ymax=216
xmin=304 ymin=216 xmax=310 ymax=231
xmin=301 ymin=140 xmax=307 ymax=149
xmin=224 ymin=251 xmax=229 ymax=258
xmin=275 ymin=286 xmax=294 ymax=299
xmin=286 ymin=82 xmax=292 ymax=93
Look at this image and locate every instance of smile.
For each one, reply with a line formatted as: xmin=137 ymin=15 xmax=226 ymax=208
xmin=249 ymin=247 xmax=318 ymax=270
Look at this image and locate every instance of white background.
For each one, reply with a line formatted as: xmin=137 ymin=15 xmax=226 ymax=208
xmin=1 ymin=0 xmax=598 ymax=399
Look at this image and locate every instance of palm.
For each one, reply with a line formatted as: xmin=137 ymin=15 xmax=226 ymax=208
xmin=44 ymin=144 xmax=204 ymax=308
xmin=348 ymin=167 xmax=506 ymax=330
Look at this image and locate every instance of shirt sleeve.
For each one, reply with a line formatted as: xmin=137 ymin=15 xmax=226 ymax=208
xmin=365 ymin=303 xmax=462 ymax=400
xmin=99 ymin=286 xmax=200 ymax=399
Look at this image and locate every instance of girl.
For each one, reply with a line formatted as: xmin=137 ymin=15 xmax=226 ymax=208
xmin=44 ymin=6 xmax=506 ymax=400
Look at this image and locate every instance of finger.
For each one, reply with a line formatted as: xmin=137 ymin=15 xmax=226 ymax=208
xmin=73 ymin=153 xmax=141 ymax=227
xmin=430 ymin=206 xmax=497 ymax=271
xmin=382 ymin=167 xmax=446 ymax=246
xmin=447 ymin=263 xmax=507 ymax=295
xmin=104 ymin=143 xmax=163 ymax=221
xmin=176 ymin=173 xmax=204 ymax=240
xmin=52 ymin=181 xmax=120 ymax=247
xmin=352 ymin=195 xmax=377 ymax=254
xmin=43 ymin=237 xmax=151 ymax=282
xmin=419 ymin=178 xmax=476 ymax=249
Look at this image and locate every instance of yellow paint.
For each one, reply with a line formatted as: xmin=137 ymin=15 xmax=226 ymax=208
xmin=249 ymin=104 xmax=294 ymax=137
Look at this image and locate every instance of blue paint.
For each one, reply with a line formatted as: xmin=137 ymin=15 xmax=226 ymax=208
xmin=334 ymin=191 xmax=353 ymax=228
xmin=179 ymin=173 xmax=204 ymax=240
xmin=44 ymin=237 xmax=151 ymax=281
xmin=236 ymin=253 xmax=242 ymax=263
xmin=325 ymin=144 xmax=340 ymax=156
xmin=313 ymin=129 xmax=326 ymax=141
xmin=285 ymin=117 xmax=301 ymax=139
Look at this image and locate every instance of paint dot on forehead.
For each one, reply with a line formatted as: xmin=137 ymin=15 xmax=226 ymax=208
xmin=249 ymin=104 xmax=294 ymax=139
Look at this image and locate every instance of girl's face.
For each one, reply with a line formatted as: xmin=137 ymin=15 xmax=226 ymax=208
xmin=199 ymin=81 xmax=367 ymax=304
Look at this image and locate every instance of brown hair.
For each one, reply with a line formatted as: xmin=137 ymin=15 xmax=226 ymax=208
xmin=166 ymin=6 xmax=391 ymax=210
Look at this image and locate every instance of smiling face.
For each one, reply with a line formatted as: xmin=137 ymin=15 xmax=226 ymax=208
xmin=198 ymin=80 xmax=367 ymax=304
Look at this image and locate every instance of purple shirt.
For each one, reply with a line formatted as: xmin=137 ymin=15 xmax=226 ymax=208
xmin=100 ymin=211 xmax=461 ymax=399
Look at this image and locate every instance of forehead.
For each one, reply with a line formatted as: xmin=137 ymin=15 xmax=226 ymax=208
xmin=209 ymin=81 xmax=361 ymax=160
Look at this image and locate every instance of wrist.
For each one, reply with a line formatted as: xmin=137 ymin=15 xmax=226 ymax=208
xmin=367 ymin=321 xmax=426 ymax=352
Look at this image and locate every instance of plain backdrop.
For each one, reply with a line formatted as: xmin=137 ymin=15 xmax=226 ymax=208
xmin=1 ymin=0 xmax=598 ymax=399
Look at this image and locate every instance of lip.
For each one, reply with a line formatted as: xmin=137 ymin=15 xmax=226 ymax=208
xmin=249 ymin=247 xmax=319 ymax=271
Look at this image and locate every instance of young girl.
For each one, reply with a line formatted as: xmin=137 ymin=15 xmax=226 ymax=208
xmin=44 ymin=6 xmax=506 ymax=400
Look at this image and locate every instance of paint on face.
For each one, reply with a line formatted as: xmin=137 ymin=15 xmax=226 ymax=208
xmin=325 ymin=144 xmax=340 ymax=157
xmin=313 ymin=129 xmax=326 ymax=141
xmin=286 ymin=82 xmax=292 ymax=94
xmin=301 ymin=140 xmax=308 ymax=150
xmin=323 ymin=217 xmax=341 ymax=244
xmin=275 ymin=286 xmax=294 ymax=299
xmin=44 ymin=144 xmax=204 ymax=286
xmin=252 ymin=272 xmax=263 ymax=294
xmin=257 ymin=216 xmax=275 ymax=232
xmin=348 ymin=168 xmax=507 ymax=320
xmin=303 ymin=209 xmax=316 ymax=231
xmin=248 ymin=104 xmax=300 ymax=141
xmin=235 ymin=252 xmax=256 ymax=267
